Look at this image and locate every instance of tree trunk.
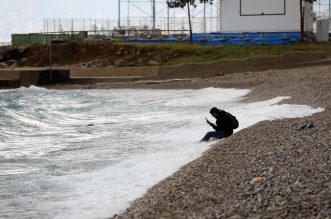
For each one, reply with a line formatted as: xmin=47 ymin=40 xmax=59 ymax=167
xmin=300 ymin=0 xmax=305 ymax=43
xmin=187 ymin=4 xmax=193 ymax=44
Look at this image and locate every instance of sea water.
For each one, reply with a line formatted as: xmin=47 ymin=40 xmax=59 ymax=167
xmin=0 ymin=86 xmax=323 ymax=219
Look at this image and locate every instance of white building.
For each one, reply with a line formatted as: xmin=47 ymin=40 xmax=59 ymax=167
xmin=219 ymin=0 xmax=313 ymax=33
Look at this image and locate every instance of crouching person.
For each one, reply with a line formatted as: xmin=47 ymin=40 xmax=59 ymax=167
xmin=201 ymin=107 xmax=239 ymax=142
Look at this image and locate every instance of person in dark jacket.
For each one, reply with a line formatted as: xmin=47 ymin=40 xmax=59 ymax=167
xmin=201 ymin=107 xmax=234 ymax=142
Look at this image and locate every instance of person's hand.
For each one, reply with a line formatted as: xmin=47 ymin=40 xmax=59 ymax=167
xmin=205 ymin=117 xmax=212 ymax=125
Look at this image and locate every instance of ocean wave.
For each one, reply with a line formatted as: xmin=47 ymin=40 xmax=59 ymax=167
xmin=0 ymin=88 xmax=323 ymax=219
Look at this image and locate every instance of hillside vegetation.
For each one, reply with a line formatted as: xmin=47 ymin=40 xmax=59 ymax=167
xmin=1 ymin=42 xmax=331 ymax=68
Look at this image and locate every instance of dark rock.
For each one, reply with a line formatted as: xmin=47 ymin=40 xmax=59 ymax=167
xmin=114 ymin=59 xmax=124 ymax=66
xmin=148 ymin=60 xmax=160 ymax=66
xmin=1 ymin=48 xmax=23 ymax=61
xmin=294 ymin=122 xmax=314 ymax=131
xmin=17 ymin=46 xmax=26 ymax=54
xmin=6 ymin=59 xmax=17 ymax=66
xmin=306 ymin=122 xmax=314 ymax=128
xmin=86 ymin=60 xmax=96 ymax=67
xmin=19 ymin=57 xmax=28 ymax=63
xmin=116 ymin=48 xmax=125 ymax=56
xmin=295 ymin=124 xmax=307 ymax=131
xmin=0 ymin=62 xmax=9 ymax=68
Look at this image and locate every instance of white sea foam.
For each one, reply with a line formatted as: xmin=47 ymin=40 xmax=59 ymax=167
xmin=0 ymin=87 xmax=323 ymax=219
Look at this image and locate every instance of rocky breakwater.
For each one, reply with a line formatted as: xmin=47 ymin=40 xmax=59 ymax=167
xmin=0 ymin=46 xmax=27 ymax=69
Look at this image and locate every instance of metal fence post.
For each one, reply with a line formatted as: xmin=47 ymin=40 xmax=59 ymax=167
xmin=49 ymin=42 xmax=52 ymax=83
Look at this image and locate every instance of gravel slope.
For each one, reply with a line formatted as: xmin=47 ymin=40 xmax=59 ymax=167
xmin=114 ymin=112 xmax=331 ymax=218
xmin=111 ymin=65 xmax=331 ymax=218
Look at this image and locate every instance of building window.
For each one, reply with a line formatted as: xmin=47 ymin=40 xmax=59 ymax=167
xmin=240 ymin=0 xmax=286 ymax=16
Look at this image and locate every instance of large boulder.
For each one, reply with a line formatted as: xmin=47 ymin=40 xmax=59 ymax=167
xmin=0 ymin=62 xmax=9 ymax=68
xmin=6 ymin=59 xmax=17 ymax=67
xmin=0 ymin=47 xmax=25 ymax=63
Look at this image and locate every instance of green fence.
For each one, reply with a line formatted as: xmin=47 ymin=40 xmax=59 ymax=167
xmin=11 ymin=34 xmax=30 ymax=46
xmin=11 ymin=31 xmax=89 ymax=46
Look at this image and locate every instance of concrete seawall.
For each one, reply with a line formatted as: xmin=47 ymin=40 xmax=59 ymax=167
xmin=0 ymin=68 xmax=69 ymax=88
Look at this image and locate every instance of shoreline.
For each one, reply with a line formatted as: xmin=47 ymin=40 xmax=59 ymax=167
xmin=49 ymin=64 xmax=330 ymax=106
xmin=102 ymin=65 xmax=331 ymax=218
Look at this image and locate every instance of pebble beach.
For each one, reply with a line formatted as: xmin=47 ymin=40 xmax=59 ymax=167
xmin=106 ymin=65 xmax=331 ymax=218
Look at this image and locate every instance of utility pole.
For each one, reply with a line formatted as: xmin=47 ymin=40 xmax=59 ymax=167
xmin=218 ymin=0 xmax=222 ymax=32
xmin=71 ymin=18 xmax=74 ymax=32
xmin=49 ymin=42 xmax=52 ymax=83
xmin=300 ymin=0 xmax=304 ymax=42
xmin=167 ymin=6 xmax=170 ymax=34
xmin=203 ymin=1 xmax=206 ymax=33
xmin=152 ymin=0 xmax=156 ymax=29
xmin=127 ymin=0 xmax=130 ymax=27
xmin=118 ymin=0 xmax=121 ymax=28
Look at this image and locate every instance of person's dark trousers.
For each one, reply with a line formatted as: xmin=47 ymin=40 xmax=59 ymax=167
xmin=201 ymin=131 xmax=231 ymax=142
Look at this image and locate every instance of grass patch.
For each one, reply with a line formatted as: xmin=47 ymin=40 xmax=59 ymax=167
xmin=119 ymin=42 xmax=331 ymax=65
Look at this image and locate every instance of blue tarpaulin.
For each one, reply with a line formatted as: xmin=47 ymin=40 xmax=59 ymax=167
xmin=124 ymin=32 xmax=300 ymax=45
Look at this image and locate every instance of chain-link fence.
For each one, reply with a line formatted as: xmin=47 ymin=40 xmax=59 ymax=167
xmin=43 ymin=17 xmax=220 ymax=35
xmin=0 ymin=42 xmax=11 ymax=47
xmin=42 ymin=0 xmax=330 ymax=35
xmin=43 ymin=18 xmax=116 ymax=33
xmin=314 ymin=0 xmax=331 ymax=32
xmin=314 ymin=0 xmax=331 ymax=19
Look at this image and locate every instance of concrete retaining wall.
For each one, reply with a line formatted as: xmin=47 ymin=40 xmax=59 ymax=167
xmin=159 ymin=52 xmax=326 ymax=79
xmin=0 ymin=70 xmax=20 ymax=80
xmin=0 ymin=68 xmax=70 ymax=87
xmin=70 ymin=66 xmax=160 ymax=78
